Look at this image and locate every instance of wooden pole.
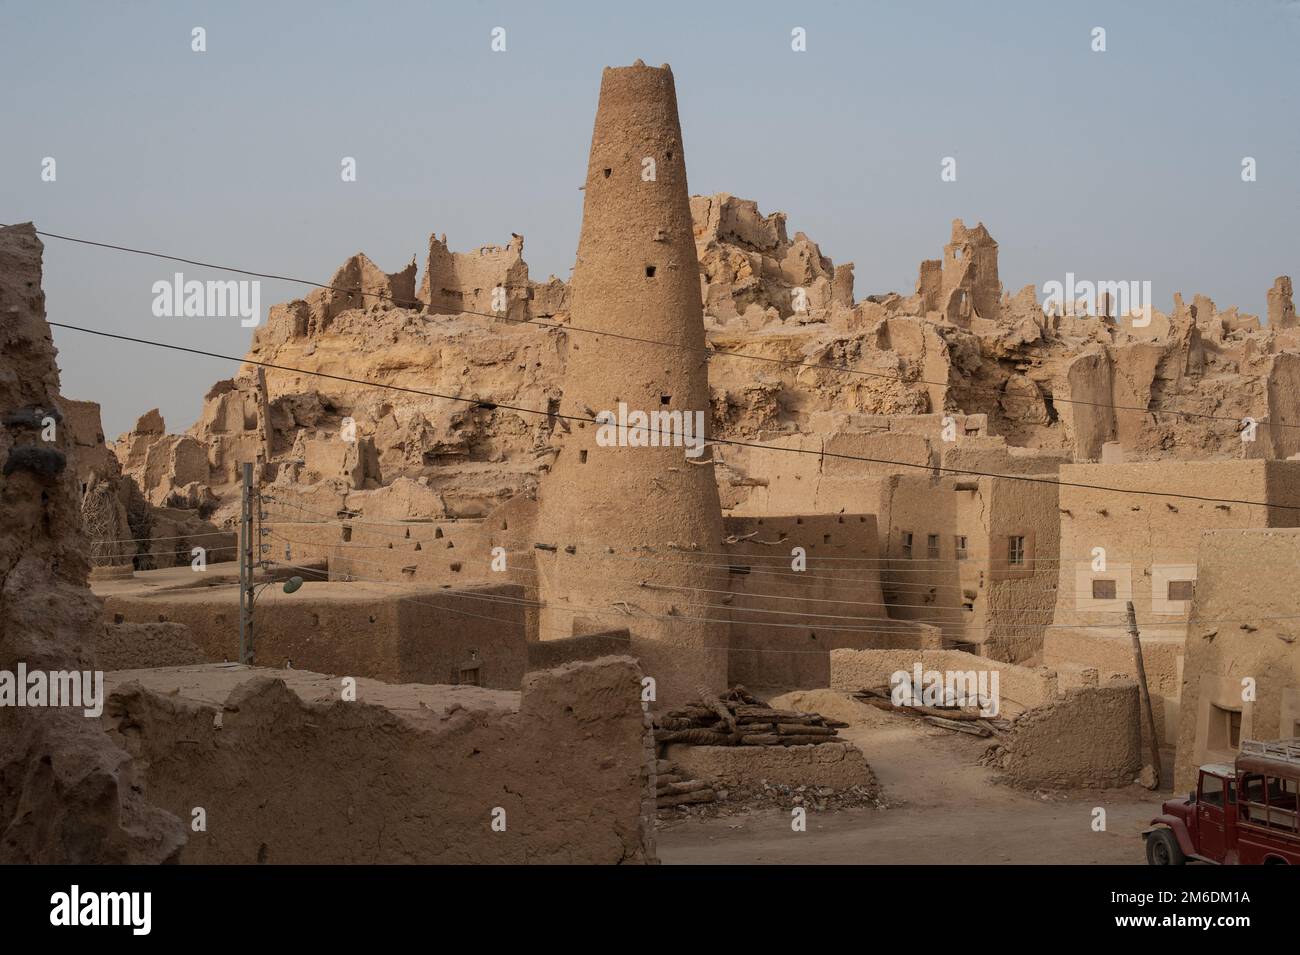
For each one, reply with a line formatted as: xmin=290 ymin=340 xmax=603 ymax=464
xmin=238 ymin=462 xmax=253 ymax=666
xmin=1126 ymin=600 xmax=1162 ymax=788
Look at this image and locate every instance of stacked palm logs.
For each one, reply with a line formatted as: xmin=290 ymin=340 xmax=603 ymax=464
xmin=654 ymin=758 xmax=715 ymax=810
xmin=851 ymin=685 xmax=1011 ymax=737
xmin=653 ymin=686 xmax=845 ymax=748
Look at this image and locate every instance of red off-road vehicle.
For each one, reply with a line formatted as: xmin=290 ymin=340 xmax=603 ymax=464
xmin=1145 ymin=738 xmax=1300 ymax=864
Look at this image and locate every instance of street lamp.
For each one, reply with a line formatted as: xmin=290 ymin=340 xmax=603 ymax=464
xmin=239 ymin=575 xmax=304 ymax=665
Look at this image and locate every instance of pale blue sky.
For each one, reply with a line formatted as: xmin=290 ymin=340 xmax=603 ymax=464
xmin=2 ymin=0 xmax=1296 ymax=435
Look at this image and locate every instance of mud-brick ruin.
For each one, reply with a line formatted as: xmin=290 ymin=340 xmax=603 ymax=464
xmin=4 ymin=59 xmax=1300 ymax=865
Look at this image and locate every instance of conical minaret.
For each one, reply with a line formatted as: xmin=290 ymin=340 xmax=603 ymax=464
xmin=534 ymin=62 xmax=727 ymax=705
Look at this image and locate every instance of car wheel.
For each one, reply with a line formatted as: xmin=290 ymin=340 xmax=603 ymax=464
xmin=1146 ymin=829 xmax=1185 ymax=866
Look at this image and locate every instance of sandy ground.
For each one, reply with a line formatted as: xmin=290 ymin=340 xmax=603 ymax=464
xmin=657 ymin=701 xmax=1172 ymax=865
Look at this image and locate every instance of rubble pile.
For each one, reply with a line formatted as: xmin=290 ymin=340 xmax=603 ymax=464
xmin=112 ymin=193 xmax=1300 ymax=543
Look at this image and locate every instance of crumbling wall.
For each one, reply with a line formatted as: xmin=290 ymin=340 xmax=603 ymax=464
xmin=982 ymin=680 xmax=1142 ymax=789
xmin=419 ymin=233 xmax=531 ymax=322
xmin=102 ymin=656 xmax=656 ymax=863
xmin=664 ymin=740 xmax=873 ymax=790
xmin=95 ymin=621 xmax=210 ymax=671
xmin=829 ymin=647 xmax=1059 ymax=716
xmin=117 ymin=197 xmax=1300 ymax=551
xmin=0 ymin=222 xmax=184 ymax=863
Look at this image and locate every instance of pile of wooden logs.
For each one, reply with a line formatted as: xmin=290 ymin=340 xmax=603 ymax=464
xmin=653 ymin=686 xmax=845 ymax=748
xmin=654 ymin=758 xmax=716 ymax=811
xmin=851 ymin=686 xmax=1011 ymax=738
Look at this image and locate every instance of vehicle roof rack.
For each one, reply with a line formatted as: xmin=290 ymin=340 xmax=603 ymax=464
xmin=1240 ymin=738 xmax=1300 ymax=766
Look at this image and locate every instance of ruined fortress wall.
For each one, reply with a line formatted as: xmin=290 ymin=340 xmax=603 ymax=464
xmin=534 ymin=63 xmax=727 ymax=705
xmin=1174 ymin=528 xmax=1300 ymax=791
xmin=62 ymin=397 xmax=116 ymax=486
xmin=419 ymin=234 xmax=531 ymax=322
xmin=102 ymin=657 xmax=656 ymax=864
xmin=103 ymin=582 xmax=528 ymax=688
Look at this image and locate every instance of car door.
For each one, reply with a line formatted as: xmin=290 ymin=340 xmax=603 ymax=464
xmin=1197 ymin=773 xmax=1228 ymax=862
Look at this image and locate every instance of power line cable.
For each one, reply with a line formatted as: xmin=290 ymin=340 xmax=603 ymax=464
xmin=47 ymin=320 xmax=1300 ymax=513
xmin=9 ymin=222 xmax=1286 ymax=431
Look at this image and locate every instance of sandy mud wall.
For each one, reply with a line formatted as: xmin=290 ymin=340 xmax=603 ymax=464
xmin=829 ymin=648 xmax=1059 ymax=713
xmin=104 ymin=582 xmax=529 ymax=688
xmin=724 ymin=514 xmax=927 ymax=689
xmin=103 ymin=657 xmax=655 ymax=863
xmin=1174 ymin=528 xmax=1300 ymax=790
xmin=983 ymin=680 xmax=1141 ymax=789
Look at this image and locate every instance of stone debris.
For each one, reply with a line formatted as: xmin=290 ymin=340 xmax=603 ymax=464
xmin=107 ymin=190 xmax=1300 ymax=548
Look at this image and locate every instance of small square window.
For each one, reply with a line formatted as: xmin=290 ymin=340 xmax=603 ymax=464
xmin=1007 ymin=535 xmax=1025 ymax=566
xmin=1092 ymin=579 xmax=1117 ymax=600
xmin=1209 ymin=704 xmax=1242 ymax=752
xmin=1168 ymin=579 xmax=1194 ymax=601
xmin=926 ymin=534 xmax=940 ymax=560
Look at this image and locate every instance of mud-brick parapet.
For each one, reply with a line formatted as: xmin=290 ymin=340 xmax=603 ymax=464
xmin=100 ymin=655 xmax=657 ymax=863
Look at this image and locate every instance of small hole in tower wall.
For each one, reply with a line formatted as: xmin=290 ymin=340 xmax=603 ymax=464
xmin=579 ymin=450 xmax=588 ymax=463
xmin=645 ymin=266 xmax=656 ymax=278
xmin=660 ymin=394 xmax=671 ymax=405
xmin=603 ymin=168 xmax=611 ymax=178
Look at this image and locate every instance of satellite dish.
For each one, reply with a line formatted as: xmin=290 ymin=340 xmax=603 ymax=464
xmin=282 ymin=575 xmax=304 ymax=594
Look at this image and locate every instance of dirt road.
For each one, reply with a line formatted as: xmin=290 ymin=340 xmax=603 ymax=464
xmin=657 ymin=700 xmax=1171 ymax=865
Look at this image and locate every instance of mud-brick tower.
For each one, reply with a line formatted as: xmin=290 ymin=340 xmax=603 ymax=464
xmin=534 ymin=62 xmax=727 ymax=706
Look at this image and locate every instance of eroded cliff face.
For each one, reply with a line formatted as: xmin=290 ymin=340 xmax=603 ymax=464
xmin=0 ymin=222 xmax=185 ymax=863
xmin=114 ymin=195 xmax=1300 ymax=528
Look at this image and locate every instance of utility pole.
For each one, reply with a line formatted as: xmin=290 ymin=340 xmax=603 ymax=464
xmin=238 ymin=462 xmax=254 ymax=665
xmin=1126 ymin=600 xmax=1162 ymax=788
